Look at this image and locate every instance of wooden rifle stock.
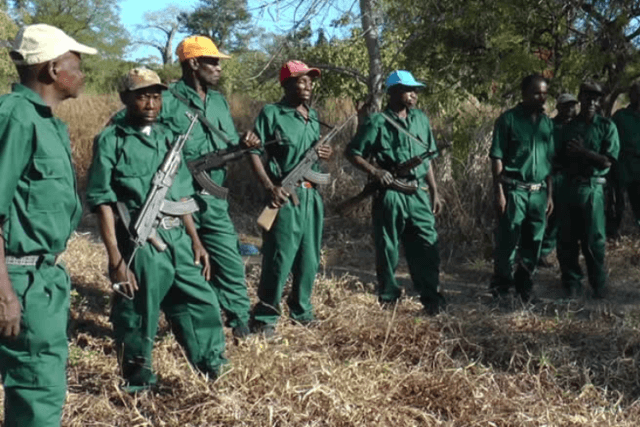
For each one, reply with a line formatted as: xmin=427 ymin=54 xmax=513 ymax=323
xmin=257 ymin=206 xmax=280 ymax=231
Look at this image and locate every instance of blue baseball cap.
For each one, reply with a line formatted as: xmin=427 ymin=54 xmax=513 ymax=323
xmin=385 ymin=70 xmax=426 ymax=92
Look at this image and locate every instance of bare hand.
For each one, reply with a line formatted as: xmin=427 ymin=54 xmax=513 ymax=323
xmin=240 ymin=131 xmax=261 ymax=149
xmin=109 ymin=259 xmax=138 ymax=299
xmin=431 ymin=193 xmax=443 ymax=216
xmin=371 ymin=168 xmax=394 ymax=187
xmin=494 ymin=190 xmax=507 ymax=217
xmin=192 ymin=243 xmax=211 ymax=281
xmin=546 ymin=197 xmax=554 ymax=218
xmin=316 ymin=144 xmax=333 ymax=160
xmin=0 ymin=283 xmax=21 ymax=338
xmin=269 ymin=185 xmax=290 ymax=208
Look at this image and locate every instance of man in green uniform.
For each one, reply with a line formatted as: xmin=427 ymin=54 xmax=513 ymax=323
xmin=489 ymin=74 xmax=555 ymax=302
xmin=539 ymin=93 xmax=579 ymax=267
xmin=86 ymin=68 xmax=227 ymax=390
xmin=557 ymin=82 xmax=619 ymax=299
xmin=608 ymin=82 xmax=640 ymax=235
xmin=0 ymin=24 xmax=96 ymax=427
xmin=159 ymin=36 xmax=259 ymax=338
xmin=346 ymin=70 xmax=445 ymax=314
xmin=249 ymin=61 xmax=332 ymax=336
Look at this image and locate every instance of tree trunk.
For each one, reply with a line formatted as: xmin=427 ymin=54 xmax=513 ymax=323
xmin=163 ymin=27 xmax=176 ymax=65
xmin=359 ymin=0 xmax=384 ymax=116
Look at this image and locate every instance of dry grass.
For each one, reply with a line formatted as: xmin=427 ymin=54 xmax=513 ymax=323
xmin=3 ymin=94 xmax=640 ymax=426
xmin=2 ymin=233 xmax=640 ymax=426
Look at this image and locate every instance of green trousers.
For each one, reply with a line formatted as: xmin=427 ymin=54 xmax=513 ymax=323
xmin=196 ymin=194 xmax=250 ymax=328
xmin=540 ymin=175 xmax=563 ymax=259
xmin=0 ymin=257 xmax=69 ymax=427
xmin=372 ymin=188 xmax=442 ymax=308
xmin=252 ymin=187 xmax=323 ymax=325
xmin=557 ymin=180 xmax=607 ymax=294
xmin=491 ymin=186 xmax=547 ymax=297
xmin=111 ymin=225 xmax=227 ymax=387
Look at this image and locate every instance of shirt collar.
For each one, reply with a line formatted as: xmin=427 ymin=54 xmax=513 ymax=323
xmin=276 ymin=99 xmax=318 ymax=121
xmin=12 ymin=83 xmax=53 ymax=115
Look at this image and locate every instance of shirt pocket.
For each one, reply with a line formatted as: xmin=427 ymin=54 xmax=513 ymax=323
xmin=27 ymin=157 xmax=70 ymax=212
xmin=506 ymin=129 xmax=531 ymax=167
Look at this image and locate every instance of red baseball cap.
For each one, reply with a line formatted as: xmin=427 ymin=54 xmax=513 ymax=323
xmin=279 ymin=60 xmax=320 ymax=85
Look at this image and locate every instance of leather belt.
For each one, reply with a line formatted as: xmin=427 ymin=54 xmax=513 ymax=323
xmin=501 ymin=176 xmax=545 ymax=192
xmin=569 ymin=176 xmax=607 ymax=185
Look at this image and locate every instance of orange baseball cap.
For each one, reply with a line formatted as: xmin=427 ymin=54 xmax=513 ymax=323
xmin=279 ymin=60 xmax=320 ymax=85
xmin=176 ymin=36 xmax=231 ymax=62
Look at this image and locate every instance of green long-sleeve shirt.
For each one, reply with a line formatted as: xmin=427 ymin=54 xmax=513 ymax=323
xmin=490 ymin=103 xmax=555 ymax=183
xmin=159 ymin=79 xmax=240 ymax=188
xmin=347 ymin=108 xmax=438 ymax=181
xmin=86 ymin=117 xmax=195 ymax=218
xmin=252 ymin=101 xmax=321 ymax=180
xmin=0 ymin=84 xmax=82 ymax=255
xmin=558 ymin=114 xmax=619 ymax=179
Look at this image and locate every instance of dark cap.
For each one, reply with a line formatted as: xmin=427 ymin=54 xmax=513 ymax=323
xmin=556 ymin=93 xmax=578 ymax=105
xmin=579 ymin=81 xmax=604 ymax=95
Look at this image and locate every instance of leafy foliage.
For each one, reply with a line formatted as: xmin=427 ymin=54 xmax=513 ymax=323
xmin=178 ymin=0 xmax=252 ymax=51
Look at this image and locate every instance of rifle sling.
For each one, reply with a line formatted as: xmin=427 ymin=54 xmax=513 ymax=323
xmin=168 ymin=87 xmax=232 ymax=146
xmin=380 ymin=111 xmax=432 ymax=152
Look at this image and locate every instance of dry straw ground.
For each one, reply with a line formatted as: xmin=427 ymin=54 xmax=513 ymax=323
xmin=1 ymin=94 xmax=640 ymax=426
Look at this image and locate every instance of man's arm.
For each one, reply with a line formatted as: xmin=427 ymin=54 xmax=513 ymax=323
xmin=491 ymin=158 xmax=507 ymax=216
xmin=567 ymin=139 xmax=612 ymax=169
xmin=346 ymin=154 xmax=394 ymax=186
xmin=425 ymin=162 xmax=442 ymax=215
xmin=0 ymin=228 xmax=21 ymax=338
xmin=182 ymin=213 xmax=211 ymax=281
xmin=249 ymin=153 xmax=290 ymax=208
xmin=95 ymin=204 xmax=138 ymax=297
xmin=546 ymin=174 xmax=554 ymax=217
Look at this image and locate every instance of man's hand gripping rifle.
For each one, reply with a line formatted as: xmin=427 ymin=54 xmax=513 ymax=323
xmin=187 ymin=137 xmax=280 ymax=199
xmin=257 ymin=114 xmax=357 ymax=231
xmin=112 ymin=112 xmax=199 ymax=299
xmin=337 ymin=148 xmax=440 ymax=216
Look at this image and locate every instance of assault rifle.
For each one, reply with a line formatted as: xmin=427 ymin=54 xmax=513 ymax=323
xmin=337 ymin=146 xmax=443 ymax=216
xmin=257 ymin=114 xmax=357 ymax=231
xmin=187 ymin=137 xmax=282 ymax=199
xmin=130 ymin=111 xmax=199 ymax=251
xmin=112 ymin=112 xmax=199 ymax=299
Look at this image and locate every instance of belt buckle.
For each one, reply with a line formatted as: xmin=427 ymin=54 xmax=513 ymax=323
xmin=529 ymin=183 xmax=542 ymax=192
xmin=159 ymin=217 xmax=174 ymax=230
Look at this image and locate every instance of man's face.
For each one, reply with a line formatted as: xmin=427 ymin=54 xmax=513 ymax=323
xmin=285 ymin=74 xmax=314 ymax=103
xmin=557 ymin=101 xmax=578 ymax=120
xmin=389 ymin=85 xmax=418 ymax=109
xmin=522 ymin=79 xmax=548 ymax=110
xmin=53 ymin=51 xmax=85 ymax=99
xmin=195 ymin=57 xmax=221 ymax=87
xmin=123 ymin=86 xmax=163 ymax=126
xmin=579 ymin=90 xmax=601 ymax=119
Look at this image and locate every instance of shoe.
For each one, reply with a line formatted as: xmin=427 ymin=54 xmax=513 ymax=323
xmin=232 ymin=323 xmax=251 ymax=339
xmin=250 ymin=321 xmax=276 ymax=338
xmin=518 ymin=292 xmax=541 ymax=305
xmin=423 ymin=301 xmax=445 ymax=316
xmin=379 ymin=299 xmax=399 ymax=310
xmin=592 ymin=287 xmax=608 ymax=300
xmin=537 ymin=256 xmax=553 ymax=268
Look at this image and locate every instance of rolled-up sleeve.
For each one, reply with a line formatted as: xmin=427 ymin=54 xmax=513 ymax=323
xmin=347 ymin=116 xmax=379 ymax=158
xmin=489 ymin=114 xmax=508 ymax=159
